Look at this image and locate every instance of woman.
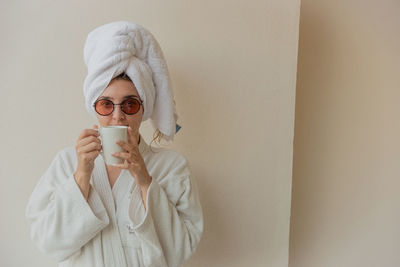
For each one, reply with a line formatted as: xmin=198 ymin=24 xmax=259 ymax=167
xmin=26 ymin=21 xmax=203 ymax=267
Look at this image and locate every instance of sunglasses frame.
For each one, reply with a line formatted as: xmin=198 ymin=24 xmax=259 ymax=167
xmin=93 ymin=97 xmax=144 ymax=116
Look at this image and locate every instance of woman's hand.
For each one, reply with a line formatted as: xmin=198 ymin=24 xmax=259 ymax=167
xmin=113 ymin=127 xmax=152 ymax=206
xmin=74 ymin=125 xmax=101 ymax=199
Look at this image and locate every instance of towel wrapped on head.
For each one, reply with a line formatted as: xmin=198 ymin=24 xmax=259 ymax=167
xmin=83 ymin=21 xmax=178 ymax=141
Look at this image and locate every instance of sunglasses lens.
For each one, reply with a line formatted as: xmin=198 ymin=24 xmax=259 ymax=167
xmin=95 ymin=99 xmax=114 ymax=115
xmin=122 ymin=98 xmax=141 ymax=115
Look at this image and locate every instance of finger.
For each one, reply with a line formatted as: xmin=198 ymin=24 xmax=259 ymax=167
xmin=78 ymin=141 xmax=102 ymax=154
xmin=85 ymin=150 xmax=101 ymax=161
xmin=80 ymin=135 xmax=101 ymax=146
xmin=78 ymin=135 xmax=101 ymax=147
xmin=78 ymin=128 xmax=100 ymax=141
xmin=112 ymin=151 xmax=131 ymax=160
xmin=78 ymin=129 xmax=99 ymax=140
xmin=78 ymin=149 xmax=100 ymax=162
xmin=116 ymin=140 xmax=134 ymax=151
xmin=113 ymin=161 xmax=129 ymax=169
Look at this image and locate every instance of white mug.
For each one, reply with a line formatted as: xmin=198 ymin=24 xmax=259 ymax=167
xmin=97 ymin=126 xmax=128 ymax=165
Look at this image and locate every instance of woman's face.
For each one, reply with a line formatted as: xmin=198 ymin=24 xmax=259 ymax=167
xmin=96 ymin=79 xmax=143 ymax=141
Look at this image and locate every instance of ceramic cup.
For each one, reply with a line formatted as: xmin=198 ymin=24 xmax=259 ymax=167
xmin=97 ymin=126 xmax=128 ymax=165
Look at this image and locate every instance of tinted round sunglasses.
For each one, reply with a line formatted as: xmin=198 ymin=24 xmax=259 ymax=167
xmin=93 ymin=97 xmax=143 ymax=116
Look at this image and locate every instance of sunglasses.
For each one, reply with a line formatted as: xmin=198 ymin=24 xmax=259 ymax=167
xmin=93 ymin=97 xmax=143 ymax=116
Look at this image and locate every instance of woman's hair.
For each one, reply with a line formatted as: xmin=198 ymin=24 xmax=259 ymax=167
xmin=150 ymin=129 xmax=164 ymax=147
xmin=113 ymin=72 xmax=132 ymax=82
xmin=113 ymin=73 xmax=164 ymax=146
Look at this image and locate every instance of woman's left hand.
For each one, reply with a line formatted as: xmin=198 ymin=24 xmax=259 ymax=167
xmin=113 ymin=127 xmax=152 ymax=190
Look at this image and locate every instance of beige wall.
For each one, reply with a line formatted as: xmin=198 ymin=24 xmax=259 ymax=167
xmin=289 ymin=1 xmax=400 ymax=267
xmin=1 ymin=1 xmax=300 ymax=266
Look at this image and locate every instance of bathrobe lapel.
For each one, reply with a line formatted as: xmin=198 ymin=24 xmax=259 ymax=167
xmin=86 ymin=136 xmax=148 ymax=267
xmin=91 ymin=154 xmax=128 ymax=267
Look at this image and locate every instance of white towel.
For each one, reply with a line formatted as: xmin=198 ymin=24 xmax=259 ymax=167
xmin=83 ymin=21 xmax=178 ymax=141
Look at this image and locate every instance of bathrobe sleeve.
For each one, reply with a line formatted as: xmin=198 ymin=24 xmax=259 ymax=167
xmin=128 ymin=152 xmax=203 ymax=267
xmin=25 ymin=148 xmax=110 ymax=262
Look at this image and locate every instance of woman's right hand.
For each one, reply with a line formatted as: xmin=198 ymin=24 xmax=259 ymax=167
xmin=74 ymin=125 xmax=102 ymax=199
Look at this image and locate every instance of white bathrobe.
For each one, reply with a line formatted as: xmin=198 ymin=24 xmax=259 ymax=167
xmin=26 ymin=137 xmax=203 ymax=267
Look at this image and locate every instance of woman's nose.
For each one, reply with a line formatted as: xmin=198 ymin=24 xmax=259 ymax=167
xmin=112 ymin=105 xmax=125 ymax=120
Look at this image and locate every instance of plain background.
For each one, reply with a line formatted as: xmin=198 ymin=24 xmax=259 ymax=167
xmin=289 ymin=1 xmax=400 ymax=267
xmin=0 ymin=1 xmax=300 ymax=267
